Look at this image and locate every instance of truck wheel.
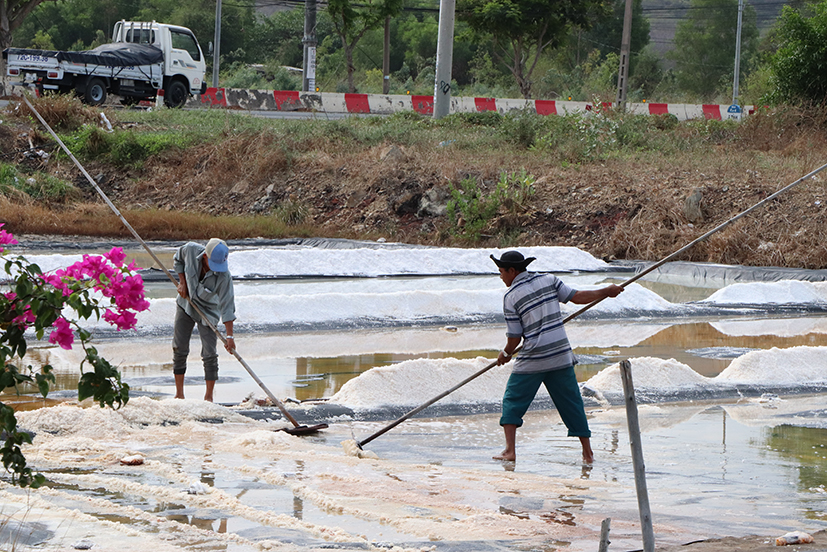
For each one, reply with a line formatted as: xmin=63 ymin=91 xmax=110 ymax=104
xmin=164 ymin=80 xmax=189 ymax=108
xmin=83 ymin=77 xmax=107 ymax=106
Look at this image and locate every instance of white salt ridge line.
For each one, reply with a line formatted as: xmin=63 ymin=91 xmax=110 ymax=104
xmin=328 ymin=346 xmax=827 ymax=408
xmin=230 ymin=245 xmax=608 ymax=277
xmin=77 ymin=283 xmax=674 ymax=331
xmin=30 ymin=322 xmax=668 ymax=376
xmin=699 ymin=280 xmax=827 ymax=304
xmin=19 ymin=245 xmax=607 ymax=278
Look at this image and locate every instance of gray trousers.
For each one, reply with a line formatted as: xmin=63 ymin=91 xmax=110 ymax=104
xmin=172 ymin=305 xmax=219 ymax=381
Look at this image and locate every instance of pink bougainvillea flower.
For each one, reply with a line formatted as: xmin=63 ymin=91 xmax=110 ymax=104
xmin=11 ymin=306 xmax=36 ymax=328
xmin=3 ymin=291 xmax=17 ymax=302
xmin=103 ymin=308 xmax=138 ymax=331
xmin=112 ymin=274 xmax=150 ymax=312
xmin=0 ymin=224 xmax=18 ymax=253
xmin=48 ymin=317 xmax=75 ymax=350
xmin=104 ymin=247 xmax=126 ymax=267
xmin=41 ymin=273 xmax=72 ymax=297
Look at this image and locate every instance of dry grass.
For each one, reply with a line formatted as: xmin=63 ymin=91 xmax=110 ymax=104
xmin=0 ymin=199 xmax=324 ymax=241
xmin=6 ymin=94 xmax=100 ymax=132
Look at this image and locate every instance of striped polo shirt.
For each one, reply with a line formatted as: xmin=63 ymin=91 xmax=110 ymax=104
xmin=503 ymin=271 xmax=578 ymax=374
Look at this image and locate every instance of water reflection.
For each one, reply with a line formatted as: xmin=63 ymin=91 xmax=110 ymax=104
xmin=762 ymin=426 xmax=827 ymax=494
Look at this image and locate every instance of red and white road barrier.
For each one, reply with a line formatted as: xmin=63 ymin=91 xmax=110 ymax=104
xmin=188 ymin=87 xmax=755 ymax=121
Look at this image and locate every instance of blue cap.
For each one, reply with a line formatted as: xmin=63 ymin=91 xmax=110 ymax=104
xmin=205 ymin=238 xmax=229 ymax=272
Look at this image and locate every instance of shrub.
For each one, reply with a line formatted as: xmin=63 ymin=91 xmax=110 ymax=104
xmin=274 ymin=199 xmax=309 ymax=225
xmin=446 ymin=169 xmax=536 ymax=240
xmin=0 ymin=228 xmax=148 ymax=487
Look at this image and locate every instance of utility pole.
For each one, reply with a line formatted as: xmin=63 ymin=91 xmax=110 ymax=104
xmin=615 ymin=0 xmax=633 ymax=108
xmin=732 ymin=0 xmax=744 ymax=104
xmin=383 ymin=16 xmax=391 ymax=94
xmin=212 ymin=0 xmax=222 ymax=88
xmin=302 ymin=0 xmax=318 ymax=92
xmin=433 ymin=0 xmax=456 ymax=119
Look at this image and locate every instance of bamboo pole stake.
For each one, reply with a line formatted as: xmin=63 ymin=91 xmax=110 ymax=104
xmin=620 ymin=360 xmax=654 ymax=552
xmin=598 ymin=517 xmax=611 ymax=552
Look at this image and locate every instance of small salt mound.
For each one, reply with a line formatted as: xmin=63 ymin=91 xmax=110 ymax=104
xmin=341 ymin=439 xmax=379 ymax=459
xmin=585 ymin=357 xmax=710 ymax=395
xmin=220 ymin=429 xmax=316 ymax=452
xmin=18 ymin=397 xmax=253 ymax=437
xmin=715 ymin=346 xmax=827 ymax=384
xmin=329 ymin=357 xmax=509 ymax=409
xmin=700 ymin=280 xmax=827 ymax=305
xmin=562 ymin=283 xmax=675 ymax=314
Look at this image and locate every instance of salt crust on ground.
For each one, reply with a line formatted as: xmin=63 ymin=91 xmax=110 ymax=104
xmin=9 ymin=397 xmax=618 ymax=551
xmin=17 ymin=396 xmax=255 ymax=436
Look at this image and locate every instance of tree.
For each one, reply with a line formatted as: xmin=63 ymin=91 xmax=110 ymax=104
xmin=12 ymin=0 xmax=129 ymax=51
xmin=667 ymin=0 xmax=758 ymax=100
xmin=0 ymin=0 xmax=58 ymax=94
xmin=585 ymin=0 xmax=650 ymax=62
xmin=0 ymin=225 xmax=149 ymax=486
xmin=458 ymin=0 xmax=610 ymax=99
xmin=765 ymin=1 xmax=827 ymax=105
xmin=327 ymin=0 xmax=403 ymax=93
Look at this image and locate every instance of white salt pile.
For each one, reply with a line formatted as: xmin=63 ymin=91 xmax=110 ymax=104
xmin=700 ymin=280 xmax=827 ymax=305
xmin=561 ymin=283 xmax=676 ymax=315
xmin=329 ymin=346 xmax=827 ymax=410
xmin=584 ymin=357 xmax=710 ymax=395
xmin=584 ymin=346 xmax=827 ymax=397
xmin=715 ymin=346 xmax=827 ymax=384
xmin=329 ymin=356 xmax=510 ymax=409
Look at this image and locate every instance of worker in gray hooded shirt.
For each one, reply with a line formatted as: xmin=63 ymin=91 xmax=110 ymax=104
xmin=172 ymin=238 xmax=236 ymax=402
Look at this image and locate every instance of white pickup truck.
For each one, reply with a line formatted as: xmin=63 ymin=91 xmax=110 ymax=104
xmin=2 ymin=21 xmax=207 ymax=108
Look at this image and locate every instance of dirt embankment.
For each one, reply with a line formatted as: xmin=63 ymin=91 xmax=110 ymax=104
xmin=2 ymin=106 xmax=827 ymax=269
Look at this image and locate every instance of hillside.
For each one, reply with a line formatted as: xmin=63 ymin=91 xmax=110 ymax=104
xmin=1 ymin=97 xmax=827 ymax=270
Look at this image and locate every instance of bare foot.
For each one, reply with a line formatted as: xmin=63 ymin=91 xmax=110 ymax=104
xmin=493 ymin=450 xmax=516 ymax=461
xmin=204 ymin=395 xmax=213 ymax=403
xmin=174 ymin=394 xmax=184 ymax=399
xmin=582 ymin=453 xmax=594 ymax=464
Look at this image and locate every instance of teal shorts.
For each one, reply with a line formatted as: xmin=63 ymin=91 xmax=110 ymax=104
xmin=499 ymin=366 xmax=591 ymax=437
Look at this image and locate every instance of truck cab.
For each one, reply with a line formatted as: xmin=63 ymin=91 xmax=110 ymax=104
xmin=114 ymin=21 xmax=207 ymax=107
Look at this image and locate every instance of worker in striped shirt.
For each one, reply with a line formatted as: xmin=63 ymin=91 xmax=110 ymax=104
xmin=491 ymin=251 xmax=623 ymax=463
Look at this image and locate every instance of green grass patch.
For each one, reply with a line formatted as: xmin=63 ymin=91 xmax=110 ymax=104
xmin=61 ymin=125 xmax=184 ymax=168
xmin=0 ymin=162 xmax=76 ymax=201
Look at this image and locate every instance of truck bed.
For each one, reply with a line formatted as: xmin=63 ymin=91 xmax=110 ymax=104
xmin=4 ymin=43 xmax=163 ymax=67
